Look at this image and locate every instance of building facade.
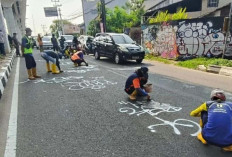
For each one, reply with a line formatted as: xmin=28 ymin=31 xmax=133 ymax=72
xmin=144 ymin=0 xmax=231 ymax=19
xmin=81 ymin=0 xmax=128 ymax=34
xmin=0 ymin=0 xmax=26 ymax=53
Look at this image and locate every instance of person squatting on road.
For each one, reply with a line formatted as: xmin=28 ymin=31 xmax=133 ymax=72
xmin=70 ymin=49 xmax=88 ymax=67
xmin=63 ymin=46 xmax=72 ymax=59
xmin=21 ymin=28 xmax=41 ymax=80
xmin=190 ymin=89 xmax=232 ymax=152
xmin=124 ymin=67 xmax=151 ymax=101
xmin=41 ymin=50 xmax=63 ymax=74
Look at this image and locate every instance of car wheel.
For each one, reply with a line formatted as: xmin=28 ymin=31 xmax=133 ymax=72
xmin=95 ymin=51 xmax=100 ymax=60
xmin=136 ymin=59 xmax=143 ymax=64
xmin=115 ymin=53 xmax=121 ymax=64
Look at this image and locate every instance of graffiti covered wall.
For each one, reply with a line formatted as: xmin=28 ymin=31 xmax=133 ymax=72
xmin=142 ymin=17 xmax=232 ymax=59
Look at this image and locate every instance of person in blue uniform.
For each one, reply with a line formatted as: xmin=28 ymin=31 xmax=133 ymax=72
xmin=124 ymin=67 xmax=150 ymax=101
xmin=190 ymin=89 xmax=232 ymax=152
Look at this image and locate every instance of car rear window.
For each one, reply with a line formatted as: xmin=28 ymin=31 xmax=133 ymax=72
xmin=63 ymin=36 xmax=73 ymax=40
xmin=42 ymin=37 xmax=51 ymax=42
xmin=112 ymin=35 xmax=134 ymax=44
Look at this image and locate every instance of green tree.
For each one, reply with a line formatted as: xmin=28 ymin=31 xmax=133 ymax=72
xmin=106 ymin=6 xmax=135 ymax=33
xmin=123 ymin=0 xmax=145 ymax=26
xmin=148 ymin=8 xmax=188 ymax=24
xmin=49 ymin=20 xmax=72 ymax=36
xmin=87 ymin=19 xmax=100 ymax=36
xmin=87 ymin=0 xmax=146 ymax=35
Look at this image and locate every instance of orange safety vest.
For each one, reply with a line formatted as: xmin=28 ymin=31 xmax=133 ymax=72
xmin=71 ymin=52 xmax=80 ymax=60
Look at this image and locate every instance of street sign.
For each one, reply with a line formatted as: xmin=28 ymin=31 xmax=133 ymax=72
xmin=44 ymin=7 xmax=58 ymax=17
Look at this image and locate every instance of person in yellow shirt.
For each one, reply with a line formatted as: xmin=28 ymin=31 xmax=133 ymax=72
xmin=190 ymin=89 xmax=232 ymax=152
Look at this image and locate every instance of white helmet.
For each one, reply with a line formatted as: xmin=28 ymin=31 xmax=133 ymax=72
xmin=210 ymin=89 xmax=226 ymax=101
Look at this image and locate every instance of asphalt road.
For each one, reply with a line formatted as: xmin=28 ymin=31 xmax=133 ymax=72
xmin=1 ymin=49 xmax=232 ymax=157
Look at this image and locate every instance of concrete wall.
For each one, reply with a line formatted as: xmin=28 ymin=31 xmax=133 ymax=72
xmin=142 ymin=17 xmax=232 ymax=59
xmin=0 ymin=0 xmax=26 ymax=53
xmin=82 ymin=0 xmax=128 ymax=34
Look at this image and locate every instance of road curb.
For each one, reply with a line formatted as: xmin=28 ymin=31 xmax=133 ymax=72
xmin=0 ymin=50 xmax=16 ymax=99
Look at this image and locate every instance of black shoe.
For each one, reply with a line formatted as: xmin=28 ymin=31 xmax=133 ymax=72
xmin=86 ymin=63 xmax=88 ymax=66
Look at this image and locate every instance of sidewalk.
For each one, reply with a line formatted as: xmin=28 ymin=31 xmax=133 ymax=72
xmin=144 ymin=60 xmax=232 ymax=92
xmin=0 ymin=50 xmax=16 ymax=99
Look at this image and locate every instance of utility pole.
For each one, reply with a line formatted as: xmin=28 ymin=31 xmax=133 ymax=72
xmin=58 ymin=7 xmax=64 ymax=35
xmin=222 ymin=2 xmax=232 ymax=59
xmin=41 ymin=24 xmax=47 ymax=35
xmin=51 ymin=0 xmax=63 ymax=35
xmin=100 ymin=0 xmax=106 ymax=32
xmin=32 ymin=15 xmax=36 ymax=35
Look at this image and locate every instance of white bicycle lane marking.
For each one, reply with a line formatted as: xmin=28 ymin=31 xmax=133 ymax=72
xmin=118 ymin=100 xmax=201 ymax=136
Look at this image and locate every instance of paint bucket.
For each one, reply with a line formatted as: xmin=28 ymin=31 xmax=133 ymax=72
xmin=144 ymin=84 xmax=152 ymax=93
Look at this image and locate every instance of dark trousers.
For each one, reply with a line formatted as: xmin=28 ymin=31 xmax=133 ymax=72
xmin=24 ymin=54 xmax=36 ymax=69
xmin=125 ymin=86 xmax=135 ymax=95
xmin=0 ymin=43 xmax=6 ymax=55
xmin=15 ymin=46 xmax=20 ymax=55
xmin=72 ymin=59 xmax=83 ymax=65
xmin=53 ymin=45 xmax=59 ymax=51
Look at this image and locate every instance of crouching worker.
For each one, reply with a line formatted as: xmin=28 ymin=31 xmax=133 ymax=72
xmin=41 ymin=50 xmax=63 ymax=74
xmin=71 ymin=50 xmax=88 ymax=67
xmin=124 ymin=67 xmax=151 ymax=101
xmin=190 ymin=89 xmax=232 ymax=152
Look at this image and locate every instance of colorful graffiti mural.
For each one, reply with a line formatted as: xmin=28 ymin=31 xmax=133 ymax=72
xmin=143 ymin=17 xmax=232 ymax=59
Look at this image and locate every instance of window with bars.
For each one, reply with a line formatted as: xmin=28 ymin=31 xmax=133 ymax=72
xmin=208 ymin=0 xmax=219 ymax=7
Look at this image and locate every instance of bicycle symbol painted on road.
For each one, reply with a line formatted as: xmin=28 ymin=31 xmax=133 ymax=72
xmin=118 ymin=100 xmax=201 ymax=136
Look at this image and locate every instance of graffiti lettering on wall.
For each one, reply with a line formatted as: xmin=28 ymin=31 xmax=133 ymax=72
xmin=143 ymin=17 xmax=232 ymax=59
xmin=118 ymin=100 xmax=201 ymax=136
xmin=177 ymin=21 xmax=224 ymax=56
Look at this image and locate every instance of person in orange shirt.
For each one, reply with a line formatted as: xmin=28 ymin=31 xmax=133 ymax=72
xmin=125 ymin=67 xmax=150 ymax=101
xmin=70 ymin=49 xmax=88 ymax=67
xmin=37 ymin=34 xmax=43 ymax=52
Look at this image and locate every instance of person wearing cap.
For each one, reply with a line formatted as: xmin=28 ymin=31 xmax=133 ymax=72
xmin=124 ymin=67 xmax=151 ymax=101
xmin=190 ymin=89 xmax=232 ymax=152
xmin=12 ymin=33 xmax=21 ymax=56
xmin=41 ymin=50 xmax=63 ymax=74
xmin=21 ymin=28 xmax=41 ymax=80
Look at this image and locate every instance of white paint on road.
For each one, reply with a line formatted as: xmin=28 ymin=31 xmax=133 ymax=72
xmin=119 ymin=101 xmax=201 ymax=136
xmin=4 ymin=57 xmax=20 ymax=157
xmin=65 ymin=65 xmax=99 ymax=73
xmin=20 ymin=76 xmax=117 ymax=91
